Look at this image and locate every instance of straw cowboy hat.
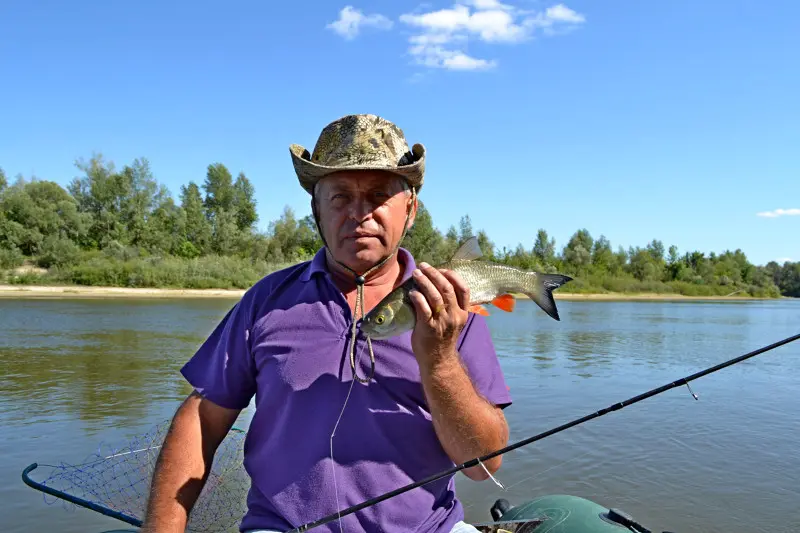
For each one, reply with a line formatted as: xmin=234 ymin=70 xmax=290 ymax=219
xmin=289 ymin=114 xmax=426 ymax=195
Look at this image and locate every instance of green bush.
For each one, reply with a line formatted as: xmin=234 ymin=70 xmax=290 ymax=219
xmin=0 ymin=246 xmax=25 ymax=269
xmin=44 ymin=254 xmax=297 ymax=289
xmin=37 ymin=236 xmax=81 ymax=268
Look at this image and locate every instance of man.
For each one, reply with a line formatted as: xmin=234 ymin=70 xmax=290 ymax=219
xmin=141 ymin=114 xmax=512 ymax=533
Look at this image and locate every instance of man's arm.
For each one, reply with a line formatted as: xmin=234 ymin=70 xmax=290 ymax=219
xmin=409 ymin=262 xmax=510 ymax=481
xmin=419 ymin=349 xmax=509 ymax=480
xmin=140 ymin=391 xmax=241 ymax=533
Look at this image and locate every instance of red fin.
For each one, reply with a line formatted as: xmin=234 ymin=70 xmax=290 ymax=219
xmin=468 ymin=304 xmax=490 ymax=316
xmin=492 ymin=294 xmax=516 ymax=312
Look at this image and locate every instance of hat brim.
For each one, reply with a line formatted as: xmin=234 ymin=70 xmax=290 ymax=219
xmin=290 ymin=143 xmax=425 ymax=195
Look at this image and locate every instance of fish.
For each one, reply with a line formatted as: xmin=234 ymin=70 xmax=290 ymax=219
xmin=360 ymin=236 xmax=573 ymax=339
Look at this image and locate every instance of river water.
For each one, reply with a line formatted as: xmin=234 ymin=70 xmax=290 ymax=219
xmin=1 ymin=296 xmax=798 ymax=533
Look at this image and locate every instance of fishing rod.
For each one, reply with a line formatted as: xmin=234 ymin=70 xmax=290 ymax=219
xmin=285 ymin=331 xmax=800 ymax=533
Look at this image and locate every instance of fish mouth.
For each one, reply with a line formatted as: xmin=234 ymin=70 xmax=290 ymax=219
xmin=359 ymin=322 xmax=389 ymax=340
xmin=362 ymin=330 xmax=392 ymax=340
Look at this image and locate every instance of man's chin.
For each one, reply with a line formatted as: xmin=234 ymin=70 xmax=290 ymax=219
xmin=335 ymin=242 xmax=390 ymax=270
xmin=342 ymin=236 xmax=383 ymax=252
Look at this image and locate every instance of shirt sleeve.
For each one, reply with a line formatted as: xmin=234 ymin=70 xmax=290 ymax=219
xmin=457 ymin=313 xmax=512 ymax=409
xmin=180 ymin=297 xmax=257 ymax=410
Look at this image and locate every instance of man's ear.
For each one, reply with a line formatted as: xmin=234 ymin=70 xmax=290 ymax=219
xmin=310 ymin=190 xmax=324 ymax=240
xmin=407 ymin=189 xmax=418 ymax=228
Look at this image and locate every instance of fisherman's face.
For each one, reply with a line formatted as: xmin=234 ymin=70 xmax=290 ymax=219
xmin=314 ymin=170 xmax=416 ymax=274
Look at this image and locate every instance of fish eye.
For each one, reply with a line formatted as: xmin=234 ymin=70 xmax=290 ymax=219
xmin=375 ymin=315 xmax=385 ymax=325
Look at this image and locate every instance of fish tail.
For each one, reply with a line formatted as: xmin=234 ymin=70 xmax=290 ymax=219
xmin=522 ymin=273 xmax=573 ymax=321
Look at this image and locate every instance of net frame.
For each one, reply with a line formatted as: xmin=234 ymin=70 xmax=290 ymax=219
xmin=21 ymin=419 xmax=250 ymax=532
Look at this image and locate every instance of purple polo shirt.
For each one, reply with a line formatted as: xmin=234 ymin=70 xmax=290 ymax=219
xmin=181 ymin=247 xmax=512 ymax=533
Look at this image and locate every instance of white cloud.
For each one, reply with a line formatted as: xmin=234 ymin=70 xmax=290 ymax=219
xmin=400 ymin=4 xmax=527 ymax=44
xmin=544 ymin=4 xmax=586 ymax=24
xmin=327 ymin=6 xmax=393 ymax=40
xmin=468 ymin=0 xmax=514 ymax=11
xmin=410 ymin=45 xmax=497 ymax=70
xmin=522 ymin=4 xmax=586 ymax=36
xmin=775 ymin=257 xmax=794 ymax=263
xmin=756 ymin=208 xmax=800 ymax=218
xmin=399 ymin=2 xmax=585 ymax=70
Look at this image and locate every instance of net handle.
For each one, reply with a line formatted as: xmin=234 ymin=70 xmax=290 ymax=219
xmin=21 ymin=462 xmax=144 ymax=527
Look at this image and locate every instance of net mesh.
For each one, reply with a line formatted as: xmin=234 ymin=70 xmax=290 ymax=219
xmin=26 ymin=420 xmax=250 ymax=533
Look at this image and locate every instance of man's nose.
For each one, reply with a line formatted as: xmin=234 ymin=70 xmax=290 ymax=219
xmin=347 ymin=196 xmax=375 ymax=220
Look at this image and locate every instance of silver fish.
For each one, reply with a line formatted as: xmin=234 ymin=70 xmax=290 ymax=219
xmin=360 ymin=236 xmax=573 ymax=339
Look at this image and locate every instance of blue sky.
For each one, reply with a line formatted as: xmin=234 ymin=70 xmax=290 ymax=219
xmin=1 ymin=0 xmax=798 ymax=265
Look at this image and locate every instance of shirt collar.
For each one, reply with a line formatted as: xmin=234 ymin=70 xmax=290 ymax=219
xmin=301 ymin=246 xmax=417 ymax=283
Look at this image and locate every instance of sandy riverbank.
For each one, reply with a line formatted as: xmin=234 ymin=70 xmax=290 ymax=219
xmin=0 ymin=284 xmax=246 ymax=299
xmin=0 ymin=284 xmax=777 ymax=301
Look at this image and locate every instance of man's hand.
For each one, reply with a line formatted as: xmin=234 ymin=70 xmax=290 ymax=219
xmin=408 ymin=262 xmax=471 ymax=371
xmin=407 ymin=261 xmax=509 ymax=480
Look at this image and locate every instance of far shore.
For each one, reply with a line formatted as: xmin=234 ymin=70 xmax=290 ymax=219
xmin=0 ymin=284 xmax=784 ymax=301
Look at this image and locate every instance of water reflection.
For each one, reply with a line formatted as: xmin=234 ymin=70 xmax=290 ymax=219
xmin=531 ymin=331 xmax=556 ymax=358
xmin=0 ymin=342 xmax=182 ymax=432
xmin=0 ymin=299 xmax=229 ymax=436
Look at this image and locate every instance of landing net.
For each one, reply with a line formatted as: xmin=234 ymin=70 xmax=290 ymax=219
xmin=22 ymin=420 xmax=250 ymax=533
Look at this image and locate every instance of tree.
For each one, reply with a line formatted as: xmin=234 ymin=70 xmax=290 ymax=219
xmin=667 ymin=245 xmax=680 ymax=265
xmin=476 ymin=229 xmax=495 ymax=260
xmin=203 ymin=163 xmax=234 ymax=220
xmin=180 ymin=182 xmax=212 ymax=254
xmin=533 ymin=229 xmax=556 ymax=266
xmin=665 ymin=245 xmax=682 ymax=280
xmin=647 ymin=239 xmax=666 ymax=264
xmin=629 ymin=246 xmax=662 ymax=281
xmin=779 ymin=263 xmax=800 ymax=297
xmin=563 ymin=229 xmax=593 ymax=273
xmin=143 ymin=196 xmax=185 ymax=255
xmin=212 ymin=208 xmax=241 ymax=256
xmin=0 ymin=178 xmax=90 ymax=256
xmin=0 ymin=167 xmax=6 ymax=193
xmin=69 ymin=154 xmax=128 ymax=248
xmin=297 ymin=214 xmax=324 ymax=258
xmin=458 ymin=214 xmax=473 ymax=244
xmin=266 ymin=205 xmax=294 ymax=263
xmin=440 ymin=225 xmax=459 ymax=260
xmin=403 ymin=201 xmax=445 ymax=265
xmin=109 ymin=158 xmax=162 ymax=248
xmin=591 ymin=235 xmax=614 ymax=271
xmin=233 ymin=172 xmax=258 ymax=231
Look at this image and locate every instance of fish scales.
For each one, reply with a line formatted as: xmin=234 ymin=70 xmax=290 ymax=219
xmin=443 ymin=260 xmax=536 ymax=304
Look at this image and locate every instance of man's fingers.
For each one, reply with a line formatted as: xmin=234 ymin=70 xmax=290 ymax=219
xmin=418 ymin=263 xmax=458 ymax=309
xmin=412 ymin=267 xmax=445 ymax=321
xmin=440 ymin=269 xmax=470 ymax=311
xmin=408 ymin=289 xmax=432 ymax=322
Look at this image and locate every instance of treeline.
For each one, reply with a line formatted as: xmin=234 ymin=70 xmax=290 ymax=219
xmin=0 ymin=156 xmax=797 ymax=297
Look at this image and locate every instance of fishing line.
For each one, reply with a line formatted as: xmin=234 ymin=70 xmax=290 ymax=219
xmin=286 ymin=331 xmax=800 ymax=533
xmin=460 ymin=448 xmax=596 ymax=515
xmin=329 ymin=329 xmax=371 ymax=533
xmin=499 ymin=449 xmax=596 ymax=492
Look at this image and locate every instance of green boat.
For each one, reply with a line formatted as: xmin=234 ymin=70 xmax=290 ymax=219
xmin=474 ymin=494 xmax=663 ymax=532
xmin=21 ymin=421 xmax=666 ymax=533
